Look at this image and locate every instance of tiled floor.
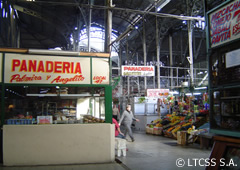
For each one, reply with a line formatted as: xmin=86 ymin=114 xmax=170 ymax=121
xmin=0 ymin=131 xmax=212 ymax=170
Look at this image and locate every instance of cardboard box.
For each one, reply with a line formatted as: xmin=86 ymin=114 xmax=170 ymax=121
xmin=37 ymin=116 xmax=53 ymax=124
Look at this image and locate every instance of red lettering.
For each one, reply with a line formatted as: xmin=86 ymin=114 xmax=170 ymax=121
xmin=11 ymin=59 xmax=83 ymax=74
xmin=93 ymin=76 xmax=106 ymax=84
xmin=51 ymin=75 xmax=84 ymax=84
xmin=19 ymin=60 xmax=27 ymax=72
xmin=37 ymin=61 xmax=44 ymax=72
xmin=54 ymin=61 xmax=62 ymax=73
xmin=10 ymin=74 xmax=20 ymax=82
xmin=62 ymin=62 xmax=70 ymax=73
xmin=10 ymin=74 xmax=42 ymax=83
xmin=28 ymin=60 xmax=37 ymax=72
xmin=74 ymin=63 xmax=82 ymax=74
xmin=12 ymin=59 xmax=20 ymax=71
xmin=71 ymin=62 xmax=74 ymax=73
xmin=46 ymin=61 xmax=53 ymax=72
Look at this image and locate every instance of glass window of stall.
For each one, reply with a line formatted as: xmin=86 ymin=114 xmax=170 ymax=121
xmin=209 ymin=47 xmax=240 ymax=137
xmin=4 ymin=85 xmax=105 ymax=124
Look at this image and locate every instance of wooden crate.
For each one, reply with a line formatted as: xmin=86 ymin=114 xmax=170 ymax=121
xmin=177 ymin=131 xmax=188 ymax=145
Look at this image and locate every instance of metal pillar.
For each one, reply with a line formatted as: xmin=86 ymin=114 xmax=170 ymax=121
xmin=136 ymin=53 xmax=140 ymax=94
xmin=143 ymin=18 xmax=147 ymax=89
xmin=187 ymin=21 xmax=194 ymax=86
xmin=119 ymin=47 xmax=123 ymax=100
xmin=169 ymin=34 xmax=173 ymax=89
xmin=177 ymin=67 xmax=179 ymax=87
xmin=73 ymin=15 xmax=81 ymax=51
xmin=152 ymin=56 xmax=155 ymax=89
xmin=126 ymin=39 xmax=130 ymax=97
xmin=17 ymin=29 xmax=20 ymax=48
xmin=126 ymin=40 xmax=129 ymax=64
xmin=88 ymin=0 xmax=94 ymax=52
xmin=77 ymin=16 xmax=81 ymax=51
xmin=186 ymin=0 xmax=194 ymax=86
xmin=104 ymin=0 xmax=112 ymax=53
xmin=156 ymin=13 xmax=160 ymax=89
xmin=1 ymin=2 xmax=19 ymax=47
xmin=10 ymin=5 xmax=15 ymax=47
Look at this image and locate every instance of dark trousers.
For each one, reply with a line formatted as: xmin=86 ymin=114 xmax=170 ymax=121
xmin=113 ymin=115 xmax=118 ymax=121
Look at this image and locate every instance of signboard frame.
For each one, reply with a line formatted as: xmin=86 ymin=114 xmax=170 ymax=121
xmin=121 ymin=65 xmax=155 ymax=77
xmin=0 ymin=53 xmax=2 ymax=83
xmin=146 ymin=89 xmax=169 ymax=98
xmin=4 ymin=53 xmax=110 ymax=85
xmin=207 ymin=0 xmax=240 ymax=49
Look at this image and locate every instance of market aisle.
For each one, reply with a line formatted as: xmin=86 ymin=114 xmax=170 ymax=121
xmin=117 ymin=131 xmax=212 ymax=170
xmin=0 ymin=163 xmax=125 ymax=170
xmin=0 ymin=132 xmax=212 ymax=170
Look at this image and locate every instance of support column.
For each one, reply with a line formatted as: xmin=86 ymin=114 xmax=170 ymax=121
xmin=136 ymin=53 xmax=140 ymax=95
xmin=104 ymin=0 xmax=112 ymax=53
xmin=105 ymin=86 xmax=112 ymax=123
xmin=73 ymin=15 xmax=81 ymax=51
xmin=88 ymin=0 xmax=94 ymax=52
xmin=143 ymin=18 xmax=147 ymax=89
xmin=10 ymin=5 xmax=15 ymax=47
xmin=187 ymin=0 xmax=194 ymax=86
xmin=169 ymin=34 xmax=173 ymax=89
xmin=126 ymin=39 xmax=130 ymax=97
xmin=152 ymin=56 xmax=155 ymax=89
xmin=17 ymin=29 xmax=20 ymax=48
xmin=188 ymin=21 xmax=194 ymax=86
xmin=119 ymin=47 xmax=124 ymax=112
xmin=156 ymin=14 xmax=160 ymax=89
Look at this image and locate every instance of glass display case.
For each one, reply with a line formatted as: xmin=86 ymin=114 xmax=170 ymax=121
xmin=211 ymin=87 xmax=240 ymax=133
xmin=210 ymin=48 xmax=240 ymax=88
xmin=209 ymin=45 xmax=240 ymax=137
xmin=4 ymin=86 xmax=105 ymax=124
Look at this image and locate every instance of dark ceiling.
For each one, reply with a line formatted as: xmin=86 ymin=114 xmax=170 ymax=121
xmin=2 ymin=0 xmax=226 ymax=66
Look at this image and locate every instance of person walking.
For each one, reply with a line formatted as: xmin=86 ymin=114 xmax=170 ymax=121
xmin=119 ymin=104 xmax=139 ymax=142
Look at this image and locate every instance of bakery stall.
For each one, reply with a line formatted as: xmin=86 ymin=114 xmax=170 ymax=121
xmin=0 ymin=48 xmax=114 ymax=166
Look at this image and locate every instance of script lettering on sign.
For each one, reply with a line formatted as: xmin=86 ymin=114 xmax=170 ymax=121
xmin=209 ymin=0 xmax=240 ymax=48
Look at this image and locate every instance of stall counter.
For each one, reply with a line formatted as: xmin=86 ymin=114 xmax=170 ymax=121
xmin=3 ymin=124 xmax=115 ymax=166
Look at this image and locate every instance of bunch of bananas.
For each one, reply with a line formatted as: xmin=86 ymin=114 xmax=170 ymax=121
xmin=172 ymin=125 xmax=182 ymax=133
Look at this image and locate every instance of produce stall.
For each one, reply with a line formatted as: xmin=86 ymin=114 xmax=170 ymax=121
xmin=145 ymin=93 xmax=209 ymax=145
xmin=0 ymin=48 xmax=114 ymax=166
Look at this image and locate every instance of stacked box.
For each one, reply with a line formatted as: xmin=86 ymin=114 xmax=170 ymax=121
xmin=7 ymin=119 xmax=33 ymax=125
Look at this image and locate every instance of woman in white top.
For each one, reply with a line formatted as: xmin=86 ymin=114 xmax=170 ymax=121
xmin=112 ymin=104 xmax=120 ymax=121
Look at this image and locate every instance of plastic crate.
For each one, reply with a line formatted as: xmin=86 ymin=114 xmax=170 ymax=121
xmin=7 ymin=119 xmax=33 ymax=125
xmin=146 ymin=126 xmax=154 ymax=134
xmin=153 ymin=127 xmax=163 ymax=135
